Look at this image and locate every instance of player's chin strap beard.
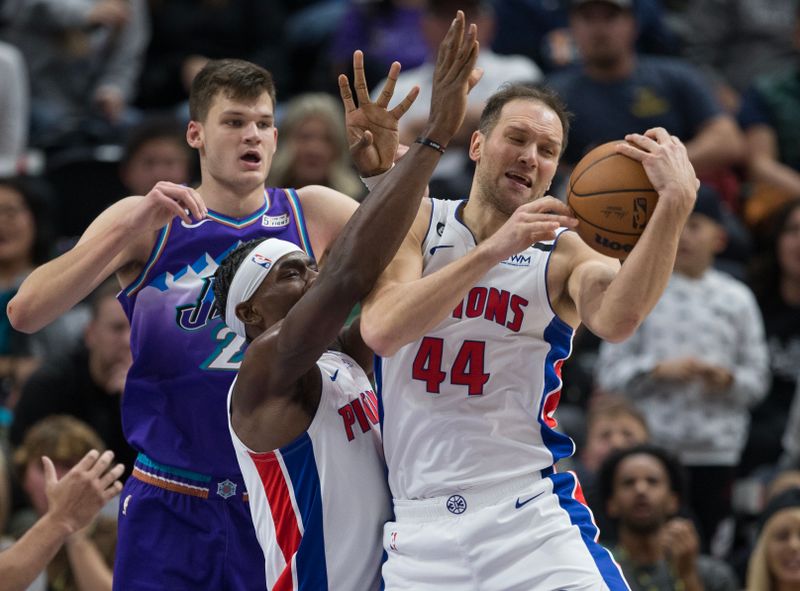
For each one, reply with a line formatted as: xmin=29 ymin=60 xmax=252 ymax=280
xmin=225 ymin=238 xmax=303 ymax=339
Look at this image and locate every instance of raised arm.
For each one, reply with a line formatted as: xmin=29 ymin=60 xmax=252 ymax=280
xmin=243 ymin=12 xmax=483 ymax=392
xmin=7 ymin=183 xmax=205 ymax=333
xmin=562 ymin=129 xmax=698 ymax=342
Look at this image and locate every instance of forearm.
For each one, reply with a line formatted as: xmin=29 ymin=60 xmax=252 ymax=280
xmin=685 ymin=120 xmax=744 ymax=175
xmin=66 ymin=535 xmax=113 ymax=591
xmin=8 ymin=220 xmax=130 ymax=333
xmin=587 ymin=203 xmax=685 ymax=341
xmin=362 ymin=244 xmax=499 ymax=357
xmin=748 ymin=156 xmax=800 ymax=197
xmin=0 ymin=513 xmax=71 ymax=591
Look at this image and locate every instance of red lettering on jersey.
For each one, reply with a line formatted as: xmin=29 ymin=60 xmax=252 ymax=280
xmin=465 ymin=287 xmax=487 ymax=318
xmin=352 ymin=399 xmax=372 ymax=434
xmin=484 ymin=288 xmax=509 ymax=325
xmin=360 ymin=390 xmax=380 ymax=424
xmin=452 ymin=299 xmax=464 ymax=319
xmin=506 ymin=295 xmax=528 ymax=332
xmin=338 ymin=405 xmax=356 ymax=441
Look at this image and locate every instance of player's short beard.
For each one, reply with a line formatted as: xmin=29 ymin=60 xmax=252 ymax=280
xmin=475 ymin=166 xmax=541 ymax=217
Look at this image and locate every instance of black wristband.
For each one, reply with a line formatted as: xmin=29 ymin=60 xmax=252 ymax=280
xmin=415 ymin=136 xmax=446 ymax=154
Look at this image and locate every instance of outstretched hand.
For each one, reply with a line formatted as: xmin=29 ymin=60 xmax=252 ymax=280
xmin=44 ymin=450 xmax=124 ymax=535
xmin=339 ymin=51 xmax=419 ymax=177
xmin=425 ymin=11 xmax=483 ymax=146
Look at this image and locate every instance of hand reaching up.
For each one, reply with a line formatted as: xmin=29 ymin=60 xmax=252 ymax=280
xmin=339 ymin=51 xmax=419 ymax=177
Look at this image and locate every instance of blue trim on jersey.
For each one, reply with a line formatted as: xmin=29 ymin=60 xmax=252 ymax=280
xmin=125 ymin=224 xmax=171 ymax=296
xmin=136 ymin=453 xmax=212 ymax=483
xmin=281 ymin=433 xmax=329 ymax=590
xmin=452 ymin=199 xmax=478 ymax=245
xmin=205 ymin=191 xmax=270 ymax=228
xmin=373 ymin=354 xmax=385 ymax=433
xmin=538 ymin=317 xmax=576 ymax=463
xmin=284 ymin=188 xmax=315 ymax=260
xmin=549 ymin=472 xmax=630 ymax=590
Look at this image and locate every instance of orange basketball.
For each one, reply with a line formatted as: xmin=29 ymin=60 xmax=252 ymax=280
xmin=566 ymin=141 xmax=658 ymax=259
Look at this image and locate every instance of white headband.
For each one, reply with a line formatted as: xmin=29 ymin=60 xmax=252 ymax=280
xmin=224 ymin=238 xmax=304 ymax=339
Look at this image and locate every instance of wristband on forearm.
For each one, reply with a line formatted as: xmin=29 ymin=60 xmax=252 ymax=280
xmin=415 ymin=136 xmax=446 ymax=154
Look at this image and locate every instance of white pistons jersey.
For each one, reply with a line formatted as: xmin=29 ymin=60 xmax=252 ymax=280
xmin=228 ymin=351 xmax=391 ymax=590
xmin=377 ymin=198 xmax=576 ymax=501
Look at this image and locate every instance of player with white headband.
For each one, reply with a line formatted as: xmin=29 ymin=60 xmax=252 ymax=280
xmin=212 ymin=13 xmax=483 ymax=589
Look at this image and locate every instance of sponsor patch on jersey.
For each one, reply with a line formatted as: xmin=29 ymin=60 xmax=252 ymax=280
xmin=251 ymin=253 xmax=273 ymax=269
xmin=500 ymin=253 xmax=532 ymax=267
xmin=261 ymin=213 xmax=290 ymax=228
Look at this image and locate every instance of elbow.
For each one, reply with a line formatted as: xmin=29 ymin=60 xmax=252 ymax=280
xmin=593 ymin=313 xmax=643 ymax=344
xmin=359 ymin=312 xmax=401 ymax=358
xmin=6 ymin=297 xmax=37 ymax=334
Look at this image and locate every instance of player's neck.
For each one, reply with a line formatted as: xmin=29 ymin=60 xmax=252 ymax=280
xmin=461 ymin=196 xmax=509 ymax=243
xmin=618 ymin=528 xmax=664 ymax=564
xmin=195 ymin=179 xmax=266 ymax=218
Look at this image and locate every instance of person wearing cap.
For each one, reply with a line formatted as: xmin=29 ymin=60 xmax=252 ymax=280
xmin=212 ymin=14 xmax=481 ymax=590
xmin=746 ymin=486 xmax=800 ymax=590
xmin=597 ymin=184 xmax=770 ymax=553
xmin=547 ymin=0 xmax=745 ymax=197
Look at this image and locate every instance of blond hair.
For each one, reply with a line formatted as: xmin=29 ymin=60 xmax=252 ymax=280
xmin=13 ymin=415 xmax=104 ymax=477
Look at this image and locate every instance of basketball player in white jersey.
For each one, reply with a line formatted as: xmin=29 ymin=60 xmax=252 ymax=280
xmin=360 ymin=84 xmax=700 ymax=588
xmin=213 ymin=14 xmax=484 ymax=590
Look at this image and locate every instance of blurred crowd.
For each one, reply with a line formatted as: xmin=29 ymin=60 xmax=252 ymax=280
xmin=0 ymin=0 xmax=799 ymax=589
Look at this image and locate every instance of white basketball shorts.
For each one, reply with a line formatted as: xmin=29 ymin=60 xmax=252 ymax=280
xmin=382 ymin=471 xmax=630 ymax=590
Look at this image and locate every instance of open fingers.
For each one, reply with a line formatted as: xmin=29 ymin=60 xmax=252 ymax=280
xmin=435 ymin=11 xmax=465 ymax=75
xmin=42 ymin=455 xmax=58 ymax=486
xmin=100 ymin=462 xmax=125 ymax=491
xmin=153 ymin=187 xmax=194 ymax=224
xmin=352 ymin=50 xmax=370 ymax=106
xmin=90 ymin=449 xmax=116 ymax=478
xmin=375 ymin=61 xmax=401 ymax=109
xmin=338 ymin=73 xmax=356 ymax=114
xmin=389 ymin=85 xmax=420 ymax=119
xmin=72 ymin=449 xmax=101 ymax=473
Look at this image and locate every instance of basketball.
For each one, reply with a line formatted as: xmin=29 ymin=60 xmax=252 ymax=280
xmin=566 ymin=141 xmax=658 ymax=259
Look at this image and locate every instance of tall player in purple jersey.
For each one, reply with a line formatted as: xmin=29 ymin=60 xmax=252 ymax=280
xmin=8 ymin=56 xmax=417 ymax=589
xmin=215 ymin=17 xmax=481 ymax=588
xmin=361 ymin=90 xmax=701 ymax=587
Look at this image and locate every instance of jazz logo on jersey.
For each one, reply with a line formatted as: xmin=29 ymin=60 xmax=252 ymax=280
xmin=262 ymin=213 xmax=290 ymax=228
xmin=338 ymin=390 xmax=380 ymax=441
xmin=251 ymin=253 xmax=273 ymax=270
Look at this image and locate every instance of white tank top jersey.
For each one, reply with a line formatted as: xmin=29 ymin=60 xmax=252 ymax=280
xmin=377 ymin=198 xmax=577 ymax=501
xmin=228 ymin=351 xmax=391 ymax=590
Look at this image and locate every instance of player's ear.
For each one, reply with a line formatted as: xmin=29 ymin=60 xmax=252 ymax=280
xmin=468 ymin=130 xmax=484 ymax=163
xmin=186 ymin=120 xmax=203 ymax=149
xmin=235 ymin=301 xmax=261 ymax=327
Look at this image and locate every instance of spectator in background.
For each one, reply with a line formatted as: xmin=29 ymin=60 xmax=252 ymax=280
xmin=10 ymin=280 xmax=134 ymax=478
xmin=737 ymin=9 xmax=800 ymax=230
xmin=745 ymin=487 xmax=800 ymax=591
xmin=0 ymin=42 xmax=28 ymax=176
xmin=11 ymin=416 xmax=120 ymax=591
xmin=741 ymin=200 xmax=800 ymax=477
xmin=2 ymin=0 xmax=149 ymax=151
xmin=0 ymin=447 xmax=123 ymax=591
xmin=135 ymin=0 xmax=287 ymax=118
xmin=491 ymin=0 xmax=678 ymax=73
xmin=597 ymin=444 xmax=739 ymax=590
xmin=596 ymin=186 xmax=770 ymax=552
xmin=329 ymin=0 xmax=427 ymax=92
xmin=373 ymin=0 xmax=542 ymax=197
xmin=678 ymin=0 xmax=798 ymax=113
xmin=119 ymin=117 xmax=195 ymax=197
xmin=0 ymin=177 xmax=88 ymax=413
xmin=547 ymin=0 xmax=745 ymax=204
xmin=267 ymin=93 xmax=365 ymax=201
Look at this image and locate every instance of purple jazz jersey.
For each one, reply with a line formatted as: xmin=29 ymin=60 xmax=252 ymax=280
xmin=117 ymin=188 xmax=313 ymax=475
